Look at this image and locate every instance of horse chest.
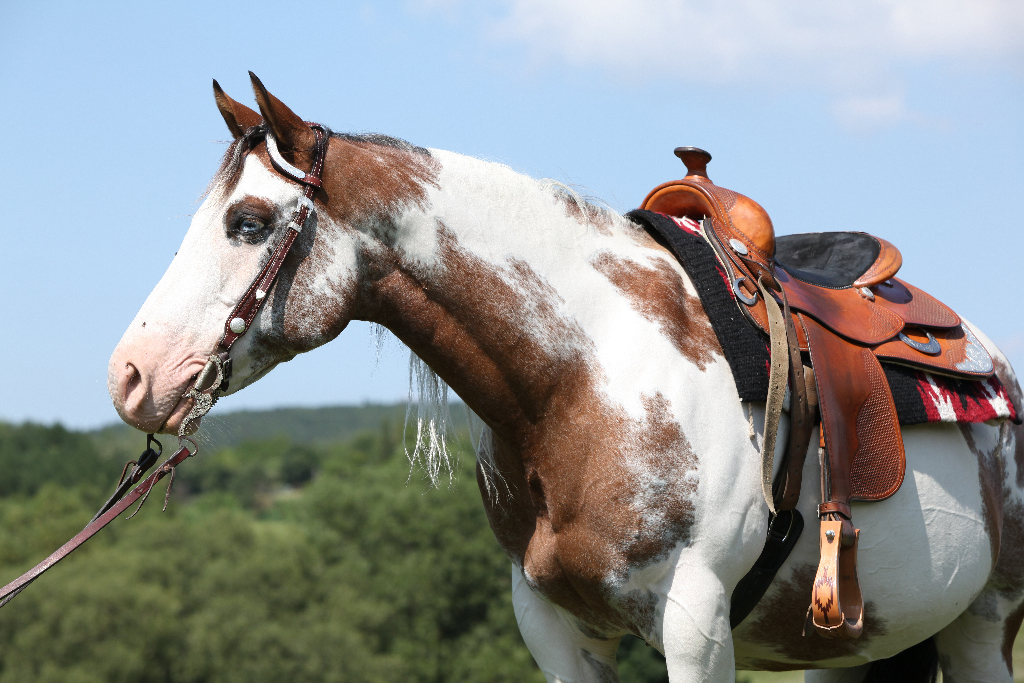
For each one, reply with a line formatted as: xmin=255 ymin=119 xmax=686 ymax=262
xmin=476 ymin=434 xmax=700 ymax=635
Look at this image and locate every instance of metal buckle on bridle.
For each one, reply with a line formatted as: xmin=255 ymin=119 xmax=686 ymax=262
xmin=295 ymin=195 xmax=315 ymax=215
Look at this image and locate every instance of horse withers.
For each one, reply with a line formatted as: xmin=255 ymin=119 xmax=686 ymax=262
xmin=108 ymin=74 xmax=1024 ymax=682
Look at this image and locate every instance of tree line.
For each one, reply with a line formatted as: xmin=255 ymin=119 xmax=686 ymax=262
xmin=0 ymin=417 xmax=669 ymax=683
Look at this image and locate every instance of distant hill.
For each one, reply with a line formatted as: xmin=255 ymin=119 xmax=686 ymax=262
xmin=88 ymin=402 xmax=471 ymax=457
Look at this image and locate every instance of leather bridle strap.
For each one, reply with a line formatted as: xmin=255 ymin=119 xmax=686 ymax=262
xmin=0 ymin=441 xmax=195 ymax=607
xmin=218 ymin=124 xmax=328 ymax=353
xmin=176 ymin=123 xmax=328 ymax=435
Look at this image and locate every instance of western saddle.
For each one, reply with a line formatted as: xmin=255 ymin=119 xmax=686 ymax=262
xmin=640 ymin=147 xmax=995 ymax=639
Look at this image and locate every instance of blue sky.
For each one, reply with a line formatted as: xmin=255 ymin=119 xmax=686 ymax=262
xmin=1 ymin=0 xmax=1021 ymax=428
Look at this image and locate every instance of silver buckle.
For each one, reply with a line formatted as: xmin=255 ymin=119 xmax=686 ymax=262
xmin=296 ymin=195 xmax=315 ymax=214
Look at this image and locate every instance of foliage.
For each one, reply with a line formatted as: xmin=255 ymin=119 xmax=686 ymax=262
xmin=0 ymin=414 xmax=677 ymax=682
xmin=0 ymin=422 xmax=122 ymax=500
xmin=88 ymin=403 xmax=426 ymax=458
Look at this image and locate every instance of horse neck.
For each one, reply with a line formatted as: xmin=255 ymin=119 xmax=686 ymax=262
xmin=359 ymin=150 xmax=724 ymax=447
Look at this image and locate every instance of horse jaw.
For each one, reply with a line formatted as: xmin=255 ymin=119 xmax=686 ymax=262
xmin=108 ymin=154 xmax=304 ymax=434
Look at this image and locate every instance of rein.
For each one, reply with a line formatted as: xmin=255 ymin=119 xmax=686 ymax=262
xmin=0 ymin=123 xmax=329 ymax=608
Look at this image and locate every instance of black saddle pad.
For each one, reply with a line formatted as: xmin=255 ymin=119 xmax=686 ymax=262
xmin=774 ymin=232 xmax=880 ymax=289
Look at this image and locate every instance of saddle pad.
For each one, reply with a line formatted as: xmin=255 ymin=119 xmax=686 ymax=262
xmin=626 ymin=209 xmax=1019 ymax=425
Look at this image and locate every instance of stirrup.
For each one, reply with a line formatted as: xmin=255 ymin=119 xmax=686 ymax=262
xmin=810 ymin=519 xmax=864 ymax=639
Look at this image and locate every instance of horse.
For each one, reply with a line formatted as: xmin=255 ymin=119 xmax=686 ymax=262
xmin=107 ymin=74 xmax=1024 ymax=682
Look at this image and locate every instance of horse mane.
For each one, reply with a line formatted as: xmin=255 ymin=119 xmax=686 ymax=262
xmin=539 ymin=178 xmax=620 ymax=228
xmin=406 ymin=352 xmax=454 ymax=485
xmin=363 ymin=322 xmax=499 ymax=494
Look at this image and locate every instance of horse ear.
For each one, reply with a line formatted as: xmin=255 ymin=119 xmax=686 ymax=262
xmin=212 ymin=79 xmax=262 ymax=139
xmin=248 ymin=72 xmax=315 ymax=153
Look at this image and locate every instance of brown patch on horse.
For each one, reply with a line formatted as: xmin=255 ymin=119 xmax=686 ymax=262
xmin=744 ymin=564 xmax=886 ymax=663
xmin=593 ymin=252 xmax=721 ymax=371
xmin=1016 ymin=430 xmax=1024 ymax=493
xmin=993 ymin=355 xmax=1023 ymax=415
xmin=959 ymin=423 xmax=1005 ymax=569
xmin=318 ymin=138 xmax=439 ymax=230
xmin=370 ymin=226 xmax=701 ymax=635
xmin=235 ymin=136 xmax=439 ymax=366
xmin=1003 ymin=598 xmax=1024 ymax=672
xmin=991 ymin=421 xmax=1024 ymax=669
xmin=992 ymin=356 xmax=1024 ymax=489
xmin=517 ymin=390 xmax=699 ymax=635
xmin=993 ymin=479 xmax=1024 ymax=600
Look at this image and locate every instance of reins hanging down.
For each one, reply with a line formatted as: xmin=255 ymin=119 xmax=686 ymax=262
xmin=0 ymin=123 xmax=329 ymax=609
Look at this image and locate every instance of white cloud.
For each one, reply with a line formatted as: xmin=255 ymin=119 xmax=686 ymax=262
xmin=423 ymin=0 xmax=1024 ymax=128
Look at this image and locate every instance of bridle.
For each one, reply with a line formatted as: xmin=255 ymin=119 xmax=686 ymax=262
xmin=179 ymin=122 xmax=329 ymax=434
xmin=0 ymin=123 xmax=330 ymax=608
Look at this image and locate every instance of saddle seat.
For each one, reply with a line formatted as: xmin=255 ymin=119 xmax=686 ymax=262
xmin=639 ymin=147 xmax=996 ymax=641
xmin=775 ymin=232 xmax=899 ymax=290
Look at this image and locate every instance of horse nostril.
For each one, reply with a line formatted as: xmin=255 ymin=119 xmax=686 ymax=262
xmin=124 ymin=363 xmax=142 ymax=404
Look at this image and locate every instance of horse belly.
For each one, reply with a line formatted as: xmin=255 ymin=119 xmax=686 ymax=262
xmin=733 ymin=422 xmax=994 ymax=670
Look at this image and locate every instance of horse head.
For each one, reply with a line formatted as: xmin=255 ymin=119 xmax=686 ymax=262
xmin=108 ymin=73 xmax=437 ymax=434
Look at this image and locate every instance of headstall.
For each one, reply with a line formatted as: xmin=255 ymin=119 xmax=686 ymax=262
xmin=0 ymin=123 xmax=329 ymax=608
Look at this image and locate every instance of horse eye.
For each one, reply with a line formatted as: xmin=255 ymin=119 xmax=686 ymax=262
xmin=230 ymin=215 xmax=269 ymax=243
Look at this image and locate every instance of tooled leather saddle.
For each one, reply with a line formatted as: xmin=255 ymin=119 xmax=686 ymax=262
xmin=639 ymin=147 xmax=996 ymax=639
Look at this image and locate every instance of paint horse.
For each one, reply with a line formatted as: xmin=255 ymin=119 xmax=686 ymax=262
xmin=108 ymin=75 xmax=1024 ymax=682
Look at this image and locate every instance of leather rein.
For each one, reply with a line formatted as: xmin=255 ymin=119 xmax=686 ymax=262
xmin=0 ymin=123 xmax=329 ymax=608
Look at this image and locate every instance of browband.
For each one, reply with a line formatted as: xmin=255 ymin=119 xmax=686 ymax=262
xmin=266 ymin=130 xmax=323 ymax=187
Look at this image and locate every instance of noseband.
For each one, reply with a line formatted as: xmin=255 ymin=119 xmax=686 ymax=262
xmin=0 ymin=123 xmax=330 ymax=608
